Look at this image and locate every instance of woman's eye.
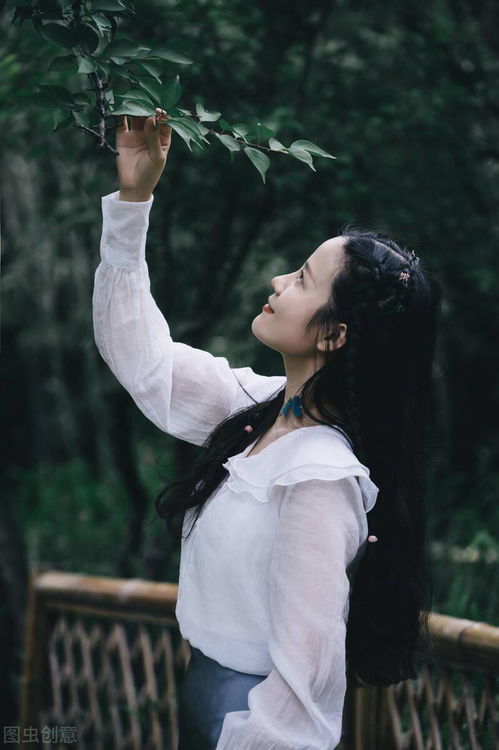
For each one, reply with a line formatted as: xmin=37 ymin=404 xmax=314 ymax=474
xmin=297 ymin=270 xmax=305 ymax=283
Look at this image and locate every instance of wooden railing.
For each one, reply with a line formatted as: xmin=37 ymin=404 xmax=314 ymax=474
xmin=19 ymin=567 xmax=498 ymax=749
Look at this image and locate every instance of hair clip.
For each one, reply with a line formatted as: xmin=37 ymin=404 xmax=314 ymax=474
xmin=398 ymin=270 xmax=410 ymax=285
xmin=243 ymin=425 xmax=253 ymax=433
xmin=367 ymin=535 xmax=378 ymax=543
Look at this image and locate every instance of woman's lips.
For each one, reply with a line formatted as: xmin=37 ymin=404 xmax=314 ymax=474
xmin=262 ymin=303 xmax=274 ymax=313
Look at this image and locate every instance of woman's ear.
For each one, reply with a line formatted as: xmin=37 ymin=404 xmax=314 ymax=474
xmin=317 ymin=323 xmax=347 ymax=353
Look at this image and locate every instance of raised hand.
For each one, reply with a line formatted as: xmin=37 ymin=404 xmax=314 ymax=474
xmin=116 ymin=108 xmax=172 ymax=201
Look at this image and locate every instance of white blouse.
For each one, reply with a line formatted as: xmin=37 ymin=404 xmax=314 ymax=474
xmin=93 ymin=190 xmax=380 ymax=750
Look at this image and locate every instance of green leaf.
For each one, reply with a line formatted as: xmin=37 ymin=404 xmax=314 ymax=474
xmin=175 ymin=117 xmax=210 ymax=139
xmin=37 ymin=22 xmax=78 ymax=48
xmin=116 ymin=69 xmax=142 ymax=87
xmin=90 ymin=0 xmax=127 ymax=11
xmin=219 ymin=118 xmax=235 ymax=131
xmin=71 ymin=94 xmax=91 ymax=110
xmin=161 ymin=75 xmax=182 ymax=109
xmin=112 ymin=101 xmax=153 ymax=117
xmin=119 ymin=96 xmax=154 ymax=112
xmin=244 ymin=147 xmax=270 ymax=183
xmin=130 ymin=46 xmax=151 ymax=57
xmin=148 ymin=44 xmax=193 ymax=64
xmin=131 ymin=60 xmax=164 ymax=81
xmin=46 ymin=55 xmax=76 ymax=72
xmin=51 ymin=110 xmax=73 ymax=132
xmin=102 ymin=37 xmax=143 ymax=58
xmin=95 ymin=60 xmax=111 ymax=76
xmin=74 ymin=22 xmax=101 ymax=54
xmin=269 ymin=137 xmax=286 ymax=151
xmin=72 ymin=110 xmax=95 ymax=128
xmin=288 ymin=146 xmax=316 ymax=171
xmin=166 ymin=120 xmax=194 ymax=151
xmin=214 ymin=133 xmax=241 ymax=152
xmin=190 ymin=139 xmax=209 ymax=153
xmin=195 ymin=102 xmax=221 ymax=122
xmin=289 ymin=140 xmax=336 ymax=159
xmin=254 ymin=121 xmax=275 ymax=141
xmin=110 ymin=69 xmax=138 ymax=88
xmin=167 ymin=117 xmax=209 ymax=148
xmin=137 ymin=76 xmax=163 ymax=105
xmin=161 ymin=106 xmax=183 ymax=117
xmin=76 ymin=55 xmax=96 ymax=73
xmin=92 ymin=12 xmax=113 ymax=34
xmin=27 ymin=84 xmax=75 ymax=109
xmin=231 ymin=123 xmax=250 ymax=139
xmin=121 ymin=89 xmax=155 ymax=106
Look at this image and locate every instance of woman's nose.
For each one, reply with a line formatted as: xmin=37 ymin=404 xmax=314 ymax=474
xmin=271 ymin=274 xmax=285 ymax=292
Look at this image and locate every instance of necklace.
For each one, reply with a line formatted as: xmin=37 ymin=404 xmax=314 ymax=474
xmin=279 ymin=393 xmax=304 ymax=419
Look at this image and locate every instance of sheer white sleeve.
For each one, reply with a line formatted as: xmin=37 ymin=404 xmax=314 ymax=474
xmin=215 ymin=476 xmax=365 ymax=750
xmin=92 ymin=190 xmax=285 ymax=446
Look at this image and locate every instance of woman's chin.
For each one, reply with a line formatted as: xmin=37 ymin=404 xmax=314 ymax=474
xmin=251 ymin=316 xmax=267 ymax=340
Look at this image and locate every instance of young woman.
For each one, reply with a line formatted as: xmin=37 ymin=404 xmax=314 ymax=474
xmin=92 ymin=109 xmax=441 ymax=750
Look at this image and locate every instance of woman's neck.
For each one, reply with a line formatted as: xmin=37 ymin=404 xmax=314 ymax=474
xmin=273 ymin=395 xmax=345 ymax=433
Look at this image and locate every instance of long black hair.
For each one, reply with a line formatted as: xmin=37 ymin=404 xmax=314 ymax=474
xmin=153 ymin=225 xmax=442 ymax=687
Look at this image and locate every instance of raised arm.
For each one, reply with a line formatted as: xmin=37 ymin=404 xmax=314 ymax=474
xmin=93 ymin=113 xmax=285 ymax=447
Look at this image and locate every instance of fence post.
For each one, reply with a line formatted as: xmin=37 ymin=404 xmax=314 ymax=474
xmin=19 ymin=565 xmax=50 ymax=733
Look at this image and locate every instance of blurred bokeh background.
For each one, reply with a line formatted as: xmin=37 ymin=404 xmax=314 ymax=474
xmin=1 ymin=0 xmax=498 ymax=727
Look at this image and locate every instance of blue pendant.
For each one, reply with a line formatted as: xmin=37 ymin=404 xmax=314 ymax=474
xmin=279 ymin=394 xmax=304 ymax=418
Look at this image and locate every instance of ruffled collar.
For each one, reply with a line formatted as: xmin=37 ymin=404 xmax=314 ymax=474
xmin=222 ymin=425 xmax=379 ymax=512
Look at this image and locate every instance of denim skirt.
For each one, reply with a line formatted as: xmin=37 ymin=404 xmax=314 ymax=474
xmin=177 ymin=645 xmax=267 ymax=750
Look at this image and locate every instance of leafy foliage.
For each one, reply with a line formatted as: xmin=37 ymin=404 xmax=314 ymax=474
xmin=7 ymin=0 xmax=335 ymax=179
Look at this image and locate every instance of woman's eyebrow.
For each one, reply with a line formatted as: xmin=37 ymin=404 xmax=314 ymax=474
xmin=304 ymin=260 xmax=316 ymax=283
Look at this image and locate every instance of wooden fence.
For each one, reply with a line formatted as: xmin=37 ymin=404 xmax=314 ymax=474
xmin=19 ymin=567 xmax=498 ymax=749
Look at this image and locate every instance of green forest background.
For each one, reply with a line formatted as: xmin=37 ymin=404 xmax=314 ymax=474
xmin=1 ymin=0 xmax=498 ymax=726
